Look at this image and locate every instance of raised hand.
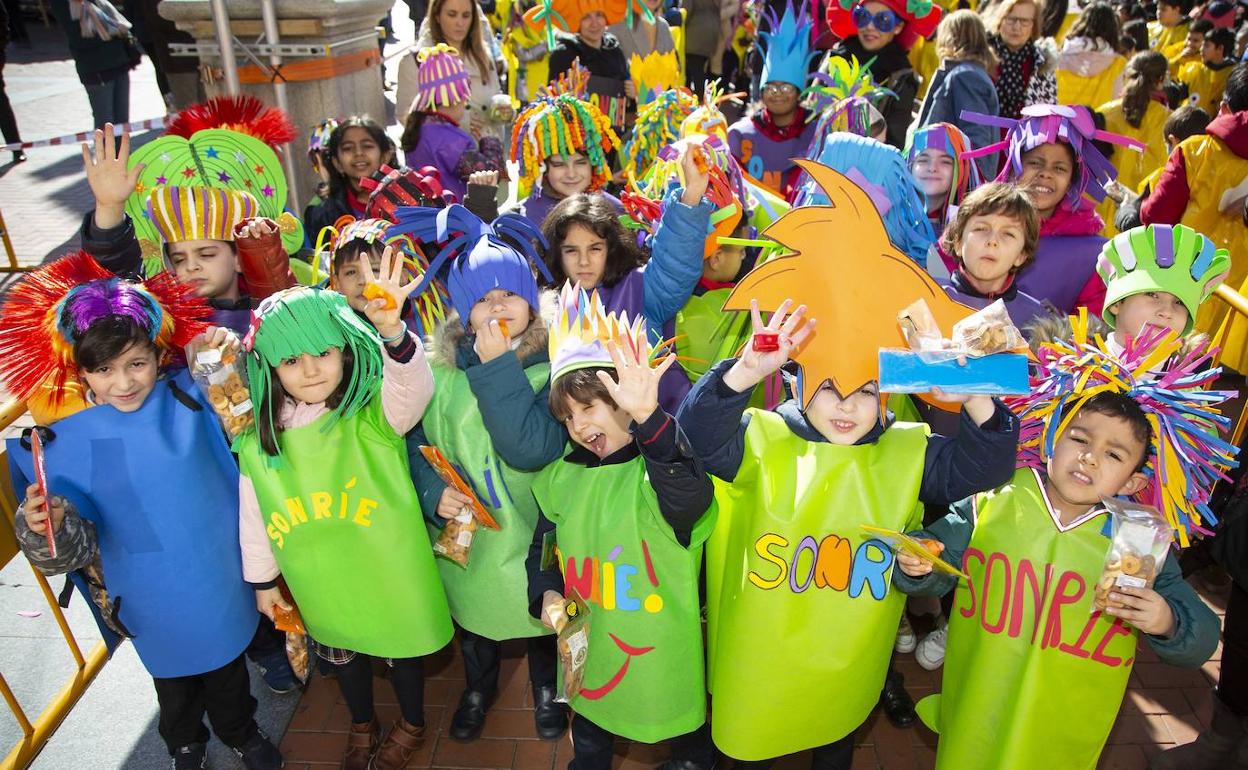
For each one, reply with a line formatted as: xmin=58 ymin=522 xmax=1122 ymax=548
xmin=680 ymin=138 xmax=711 ymax=206
xmin=595 ymin=341 xmax=677 ymax=425
xmin=359 ymin=245 xmax=420 ymax=339
xmin=82 ymin=124 xmax=143 ymax=229
xmin=723 ymin=299 xmax=817 ymax=393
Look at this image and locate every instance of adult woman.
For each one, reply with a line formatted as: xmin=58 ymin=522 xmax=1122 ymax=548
xmin=984 ymin=0 xmax=1057 ymax=120
xmin=397 ymin=0 xmax=509 ymax=140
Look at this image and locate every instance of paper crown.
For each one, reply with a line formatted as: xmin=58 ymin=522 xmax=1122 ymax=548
xmin=727 ymin=160 xmax=975 ymax=410
xmin=127 ymin=127 xmax=305 ymax=260
xmin=549 ymin=282 xmax=657 ymax=383
xmin=625 ymin=136 xmax=745 ymax=258
xmin=680 ymin=81 xmax=742 ymax=142
xmin=358 ymin=164 xmax=455 ymax=219
xmin=623 ymin=87 xmax=698 ymax=180
xmin=760 ymin=1 xmax=819 ymax=88
xmin=905 ymin=122 xmax=983 ymax=217
xmin=413 ymin=44 xmax=472 ymax=112
xmin=307 ymin=118 xmax=339 ymax=164
xmin=825 ymin=0 xmax=941 ymax=51
xmin=797 ymin=133 xmax=935 ymax=265
xmin=509 ymin=93 xmax=620 ymax=199
xmin=386 ymin=204 xmax=552 ymax=329
xmin=244 ymin=287 xmax=384 ymax=453
xmin=0 ymin=251 xmax=211 ymax=406
xmin=1006 ymin=311 xmax=1239 ymax=546
xmin=166 ymin=95 xmax=298 ymax=149
xmin=630 ymin=51 xmax=683 ymax=106
xmin=1097 ymin=224 xmax=1231 ymax=333
xmin=537 ymin=60 xmax=591 ymax=100
xmin=523 ymin=0 xmax=650 ymax=48
xmin=147 ymin=185 xmax=260 ymax=246
xmin=961 ymin=104 xmax=1145 ymax=212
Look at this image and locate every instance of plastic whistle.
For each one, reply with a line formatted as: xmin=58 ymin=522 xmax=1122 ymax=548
xmin=752 ymin=332 xmax=780 ymax=352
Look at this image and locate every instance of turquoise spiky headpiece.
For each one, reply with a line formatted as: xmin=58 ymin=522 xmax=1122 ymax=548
xmin=760 ymin=1 xmax=818 ymax=88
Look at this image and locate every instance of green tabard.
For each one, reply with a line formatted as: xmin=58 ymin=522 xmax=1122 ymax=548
xmin=421 ymin=360 xmax=550 ymax=640
xmin=706 ymin=409 xmax=928 ymax=760
xmin=675 ymin=288 xmax=751 ymax=383
xmin=532 ymin=452 xmax=714 ymax=744
xmin=237 ymin=394 xmax=453 ymax=658
xmin=917 ymin=468 xmax=1138 ymax=770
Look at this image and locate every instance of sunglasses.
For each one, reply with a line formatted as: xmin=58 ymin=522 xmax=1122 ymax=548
xmin=852 ymin=4 xmax=901 ymax=33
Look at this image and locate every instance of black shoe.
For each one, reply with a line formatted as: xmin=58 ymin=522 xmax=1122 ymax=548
xmin=233 ymin=730 xmax=284 ymax=770
xmin=12 ymin=151 xmax=26 ymax=164
xmin=171 ymin=743 xmax=207 ymax=770
xmin=251 ymin=647 xmax=300 ymax=693
xmin=532 ymin=684 xmax=569 ymax=740
xmin=880 ymin=670 xmax=917 ymax=729
xmin=449 ymin=689 xmax=494 ymax=741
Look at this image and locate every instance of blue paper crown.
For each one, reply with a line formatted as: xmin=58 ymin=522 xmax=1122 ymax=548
xmin=760 ymin=1 xmax=818 ymax=89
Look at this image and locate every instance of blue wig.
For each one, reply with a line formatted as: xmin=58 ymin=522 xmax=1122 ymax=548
xmin=795 ymin=133 xmax=935 ymax=264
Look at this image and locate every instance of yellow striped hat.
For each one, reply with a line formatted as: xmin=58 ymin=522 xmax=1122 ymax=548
xmin=146 ymin=186 xmax=260 ymax=244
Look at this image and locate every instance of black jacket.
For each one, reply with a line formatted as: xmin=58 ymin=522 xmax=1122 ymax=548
xmin=548 ymin=31 xmax=630 ymax=85
xmin=525 ymin=408 xmax=713 ymax=618
xmin=675 ymin=358 xmax=1019 ymax=506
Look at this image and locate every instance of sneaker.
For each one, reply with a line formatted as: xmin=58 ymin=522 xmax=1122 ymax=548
xmin=234 ymin=731 xmax=284 ymax=770
xmin=171 ymin=743 xmax=207 ymax=770
xmin=252 ymin=648 xmax=300 ymax=694
xmin=915 ymin=616 xmax=948 ymax=671
xmin=894 ymin=614 xmax=917 ymax=654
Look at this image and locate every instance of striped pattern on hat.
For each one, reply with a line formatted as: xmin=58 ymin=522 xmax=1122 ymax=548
xmin=146 ymin=185 xmax=259 ymax=244
xmin=413 ymin=44 xmax=472 ymax=112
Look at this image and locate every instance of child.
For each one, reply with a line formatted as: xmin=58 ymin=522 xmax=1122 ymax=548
xmin=913 ymin=10 xmax=1000 ymax=178
xmin=1111 ymin=103 xmax=1211 ymax=232
xmin=1055 ymin=2 xmax=1127 ymax=110
xmin=675 ymin=162 xmax=1020 ymax=767
xmin=302 ymin=116 xmax=397 ymax=237
xmin=541 ymin=141 xmax=714 ymax=412
xmin=962 ymin=104 xmax=1144 ymax=315
xmin=1166 ymin=17 xmax=1210 ymax=79
xmin=895 ymin=307 xmax=1228 ymax=769
xmin=400 ymin=44 xmax=504 ymax=202
xmin=506 ymin=90 xmax=623 ymax=229
xmin=1 ymin=253 xmax=283 ymax=770
xmin=825 ymin=0 xmax=942 ymax=148
xmin=1097 ymin=51 xmax=1172 ymax=235
xmin=1149 ymin=0 xmax=1194 ymax=56
xmin=727 ymin=1 xmax=819 ymax=199
xmin=937 ymin=182 xmax=1046 ymax=329
xmin=906 ymin=122 xmax=983 ymax=236
xmin=306 ymin=117 xmax=339 ymax=210
xmin=395 ymin=205 xmax=568 ymax=741
xmin=1175 ymin=27 xmax=1238 ymax=114
xmin=529 ymin=0 xmax=633 ymax=130
xmin=234 ymin=275 xmax=453 ymax=770
xmin=526 ymin=285 xmax=716 ymax=770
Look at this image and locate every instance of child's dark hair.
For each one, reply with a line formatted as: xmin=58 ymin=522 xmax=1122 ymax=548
xmin=1224 ymin=63 xmax=1248 ymax=113
xmin=1068 ymin=2 xmax=1120 ymax=52
xmin=941 ymin=182 xmax=1040 ymax=273
xmin=325 ymin=116 xmax=395 ymax=201
xmin=1073 ymin=391 xmax=1153 ymax=470
xmin=1121 ymin=51 xmax=1169 ymax=127
xmin=1189 ymin=17 xmax=1214 ymax=37
xmin=333 ymin=238 xmax=384 ymax=274
xmin=399 ymin=110 xmax=428 ymax=154
xmin=73 ymin=316 xmax=158 ymax=372
xmin=1159 ymin=0 xmax=1196 ymax=15
xmin=256 ymin=345 xmax=357 ymax=456
xmin=1163 ymin=103 xmax=1212 ymax=142
xmin=1121 ymin=19 xmax=1149 ymax=53
xmin=549 ymin=367 xmax=618 ymax=422
xmin=541 ymin=194 xmax=643 ymax=289
xmin=1206 ymin=28 xmax=1235 ymax=59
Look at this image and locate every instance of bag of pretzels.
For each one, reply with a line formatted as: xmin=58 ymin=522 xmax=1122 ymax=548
xmin=1092 ymin=498 xmax=1173 ymax=614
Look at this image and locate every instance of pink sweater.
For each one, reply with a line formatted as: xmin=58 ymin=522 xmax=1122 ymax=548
xmin=238 ymin=333 xmax=434 ymax=583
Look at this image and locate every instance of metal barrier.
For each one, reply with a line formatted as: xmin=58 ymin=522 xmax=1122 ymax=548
xmin=1214 ymin=284 xmax=1248 ymax=448
xmin=0 ymin=213 xmax=32 ymax=275
xmin=0 ymin=399 xmax=108 ymax=770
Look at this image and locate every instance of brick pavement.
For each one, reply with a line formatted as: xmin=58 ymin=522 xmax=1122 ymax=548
xmin=278 ymin=576 xmax=1228 ymax=770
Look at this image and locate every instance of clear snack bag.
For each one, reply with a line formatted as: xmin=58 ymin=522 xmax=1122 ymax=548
xmin=950 ymin=300 xmax=1026 ymax=358
xmin=271 ymin=601 xmax=309 ymax=684
xmin=433 ymin=507 xmax=478 ymax=567
xmin=553 ymin=588 xmax=591 ymax=704
xmin=184 ymin=339 xmax=254 ymax=438
xmin=1092 ymin=498 xmax=1173 ymax=614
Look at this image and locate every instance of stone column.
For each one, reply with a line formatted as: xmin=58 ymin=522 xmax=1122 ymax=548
xmin=158 ymin=0 xmax=394 ymax=201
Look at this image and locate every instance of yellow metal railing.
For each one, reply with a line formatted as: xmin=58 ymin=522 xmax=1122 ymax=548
xmin=1213 ymin=284 xmax=1248 ymax=449
xmin=0 ymin=399 xmax=108 ymax=770
xmin=0 ymin=213 xmax=32 ymax=275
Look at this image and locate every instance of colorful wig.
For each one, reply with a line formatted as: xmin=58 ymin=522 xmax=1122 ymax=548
xmin=509 ymin=93 xmax=621 ymax=199
xmin=904 ymin=122 xmax=982 ymax=221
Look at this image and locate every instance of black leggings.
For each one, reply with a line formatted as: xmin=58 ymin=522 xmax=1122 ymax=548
xmin=328 ymin=654 xmax=426 ymax=726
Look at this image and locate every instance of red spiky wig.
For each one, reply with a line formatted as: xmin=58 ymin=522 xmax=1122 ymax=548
xmin=166 ymin=94 xmax=298 ymax=148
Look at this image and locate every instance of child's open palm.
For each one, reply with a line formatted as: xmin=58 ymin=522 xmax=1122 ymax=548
xmin=595 ymin=341 xmax=676 ymax=425
xmin=360 ymin=246 xmax=420 ymax=340
xmin=724 ymin=299 xmax=817 ymax=393
xmin=81 ymin=125 xmax=143 ymax=228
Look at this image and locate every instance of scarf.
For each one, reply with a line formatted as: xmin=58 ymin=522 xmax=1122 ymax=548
xmin=752 ymin=107 xmax=811 ymax=142
xmin=990 ymin=35 xmax=1035 ymax=120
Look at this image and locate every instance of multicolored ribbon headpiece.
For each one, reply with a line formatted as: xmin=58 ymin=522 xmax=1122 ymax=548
xmin=904 ymin=122 xmax=982 ymax=220
xmin=1097 ymin=224 xmax=1231 ymax=334
xmin=825 ymin=0 xmax=941 ymax=50
xmin=760 ymin=0 xmax=819 ymax=87
xmin=1006 ymin=310 xmax=1239 ymax=546
xmin=509 ymin=93 xmax=620 ymax=199
xmin=623 ymin=87 xmax=698 ymax=180
xmin=307 ymin=118 xmax=339 ymax=167
xmin=549 ymin=282 xmax=667 ymax=382
xmin=961 ymin=104 xmax=1146 ymax=211
xmin=0 ymin=251 xmax=211 ymax=406
xmin=629 ymin=50 xmax=683 ymax=106
xmin=147 ymin=185 xmax=260 ymax=246
xmin=680 ymin=81 xmax=743 ymax=141
xmin=358 ymin=164 xmax=455 ymax=219
xmin=412 ymin=44 xmax=473 ymax=112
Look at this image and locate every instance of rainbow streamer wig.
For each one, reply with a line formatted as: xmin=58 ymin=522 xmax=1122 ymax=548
xmin=509 ymin=93 xmax=620 ymax=200
xmin=623 ymin=87 xmax=698 ymax=181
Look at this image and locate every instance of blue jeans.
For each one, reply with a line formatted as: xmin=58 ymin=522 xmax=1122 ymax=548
xmin=84 ymin=72 xmax=130 ymax=128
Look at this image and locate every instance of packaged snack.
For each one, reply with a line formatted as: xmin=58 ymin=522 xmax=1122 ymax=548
xmin=950 ymin=301 xmax=1025 ymax=357
xmin=417 ymin=446 xmax=501 ymax=530
xmin=185 ymin=338 xmax=254 ymax=438
xmin=271 ymin=589 xmax=309 ymax=684
xmin=897 ymin=298 xmax=943 ymax=351
xmin=498 ymin=319 xmax=510 ymax=338
xmin=1092 ymin=498 xmax=1173 ymax=614
xmin=433 ymin=507 xmax=478 ymax=567
xmin=861 ymin=524 xmax=970 ymax=579
xmin=554 ymin=588 xmax=591 ymax=704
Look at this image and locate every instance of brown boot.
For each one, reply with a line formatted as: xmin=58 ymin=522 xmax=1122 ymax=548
xmin=369 ymin=719 xmax=425 ymax=770
xmin=341 ymin=719 xmax=379 ymax=770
